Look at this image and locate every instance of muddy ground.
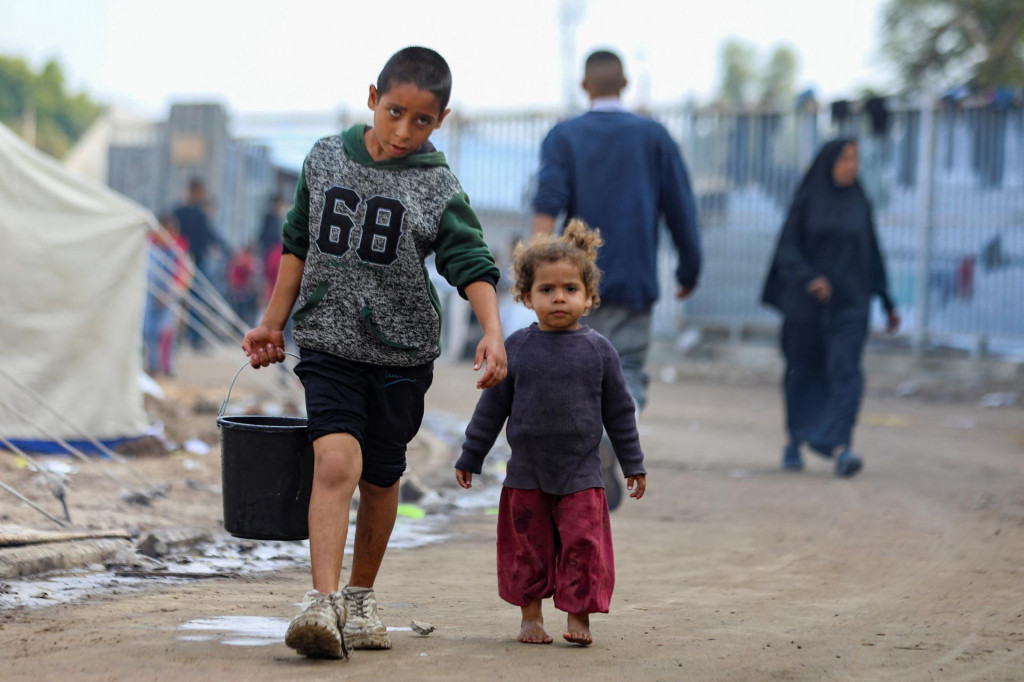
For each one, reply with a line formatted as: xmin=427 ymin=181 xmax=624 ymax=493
xmin=1 ymin=348 xmax=1022 ymax=681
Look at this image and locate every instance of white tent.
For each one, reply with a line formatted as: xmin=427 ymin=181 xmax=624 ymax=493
xmin=0 ymin=122 xmax=153 ymax=452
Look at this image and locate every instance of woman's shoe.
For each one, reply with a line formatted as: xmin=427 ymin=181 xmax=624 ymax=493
xmin=781 ymin=443 xmax=804 ymax=471
xmin=835 ymin=450 xmax=863 ymax=478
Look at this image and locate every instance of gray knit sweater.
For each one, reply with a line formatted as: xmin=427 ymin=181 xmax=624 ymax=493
xmin=282 ymin=125 xmax=499 ymax=367
xmin=456 ymin=324 xmax=645 ymax=495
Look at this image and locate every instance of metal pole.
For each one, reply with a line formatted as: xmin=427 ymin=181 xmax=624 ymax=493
xmin=912 ymin=97 xmax=937 ymax=357
xmin=0 ymin=479 xmax=69 ymax=528
xmin=0 ymin=431 xmax=72 ymax=523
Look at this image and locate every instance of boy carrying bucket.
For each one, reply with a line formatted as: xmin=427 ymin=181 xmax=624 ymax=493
xmin=242 ymin=46 xmax=506 ymax=660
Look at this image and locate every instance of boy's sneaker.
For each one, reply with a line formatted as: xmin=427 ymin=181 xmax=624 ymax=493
xmin=284 ymin=589 xmax=349 ymax=659
xmin=342 ymin=586 xmax=392 ymax=650
xmin=835 ymin=450 xmax=863 ymax=478
xmin=781 ymin=443 xmax=803 ymax=471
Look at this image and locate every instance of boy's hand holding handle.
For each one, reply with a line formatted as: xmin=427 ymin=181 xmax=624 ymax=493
xmin=242 ymin=325 xmax=286 ymax=368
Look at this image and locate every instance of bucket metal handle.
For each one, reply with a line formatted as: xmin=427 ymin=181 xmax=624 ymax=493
xmin=219 ymin=352 xmax=301 ymax=417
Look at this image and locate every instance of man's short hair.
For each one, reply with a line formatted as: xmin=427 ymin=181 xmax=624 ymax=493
xmin=188 ymin=177 xmax=206 ymax=193
xmin=376 ymin=46 xmax=452 ymax=113
xmin=585 ymin=50 xmax=623 ymax=71
xmin=584 ymin=49 xmax=626 ymax=96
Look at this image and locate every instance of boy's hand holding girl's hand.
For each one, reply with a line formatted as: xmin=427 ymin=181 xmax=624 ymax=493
xmin=242 ymin=325 xmax=286 ymax=368
xmin=627 ymin=474 xmax=646 ymax=500
xmin=474 ymin=331 xmax=507 ymax=389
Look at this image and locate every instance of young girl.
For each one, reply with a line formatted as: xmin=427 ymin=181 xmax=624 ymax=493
xmin=455 ymin=219 xmax=646 ymax=646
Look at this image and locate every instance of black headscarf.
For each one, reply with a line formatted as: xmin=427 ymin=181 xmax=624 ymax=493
xmin=761 ymin=139 xmax=894 ymax=314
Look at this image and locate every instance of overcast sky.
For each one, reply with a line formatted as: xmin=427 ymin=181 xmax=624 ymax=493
xmin=0 ymin=0 xmax=895 ymax=117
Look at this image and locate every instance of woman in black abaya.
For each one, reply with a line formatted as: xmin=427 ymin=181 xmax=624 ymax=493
xmin=762 ymin=139 xmax=900 ymax=477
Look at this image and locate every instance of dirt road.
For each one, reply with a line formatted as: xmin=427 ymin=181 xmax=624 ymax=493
xmin=1 ymin=357 xmax=1022 ymax=681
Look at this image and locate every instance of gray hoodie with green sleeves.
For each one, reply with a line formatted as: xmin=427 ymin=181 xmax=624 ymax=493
xmin=282 ymin=124 xmax=499 ymax=367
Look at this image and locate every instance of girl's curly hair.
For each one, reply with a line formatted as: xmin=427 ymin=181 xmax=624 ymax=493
xmin=510 ymin=218 xmax=603 ymax=311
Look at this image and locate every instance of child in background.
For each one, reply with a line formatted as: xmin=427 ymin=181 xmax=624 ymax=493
xmin=455 ymin=219 xmax=646 ymax=647
xmin=143 ymin=214 xmax=191 ymax=377
xmin=225 ymin=243 xmax=260 ymax=326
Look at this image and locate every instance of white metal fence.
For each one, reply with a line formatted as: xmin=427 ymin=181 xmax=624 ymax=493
xmin=429 ymin=101 xmax=1024 ymax=356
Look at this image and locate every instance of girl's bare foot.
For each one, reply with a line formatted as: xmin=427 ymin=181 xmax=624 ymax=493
xmin=519 ymin=620 xmax=553 ymax=644
xmin=564 ymin=613 xmax=592 ymax=646
xmin=519 ymin=599 xmax=553 ymax=644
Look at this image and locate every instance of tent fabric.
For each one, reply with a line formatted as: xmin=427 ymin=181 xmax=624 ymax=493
xmin=0 ymin=122 xmax=153 ymax=450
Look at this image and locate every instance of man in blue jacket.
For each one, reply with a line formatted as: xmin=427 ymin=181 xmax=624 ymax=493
xmin=532 ymin=49 xmax=702 ymax=507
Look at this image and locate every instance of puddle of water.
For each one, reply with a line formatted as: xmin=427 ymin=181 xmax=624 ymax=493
xmin=175 ymin=616 xmax=415 ymax=647
xmin=180 ymin=616 xmax=286 ymax=646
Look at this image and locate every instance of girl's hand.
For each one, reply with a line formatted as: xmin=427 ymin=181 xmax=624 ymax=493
xmin=455 ymin=469 xmax=473 ymax=489
xmin=627 ymin=474 xmax=646 ymax=500
xmin=242 ymin=325 xmax=286 ymax=368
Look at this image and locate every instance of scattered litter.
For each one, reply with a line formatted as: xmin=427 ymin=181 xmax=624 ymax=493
xmin=182 ymin=458 xmax=199 ymax=471
xmin=410 ymin=620 xmax=435 ymax=635
xmin=897 ymin=381 xmax=919 ymax=397
xmin=185 ymin=479 xmax=222 ymax=494
xmin=674 ymin=328 xmax=701 ymax=355
xmin=183 ymin=438 xmax=211 ymax=456
xmin=728 ymin=469 xmax=752 ymax=479
xmin=147 ymin=483 xmax=172 ymax=497
xmin=979 ymin=392 xmax=1017 ymax=408
xmin=396 ymin=504 xmax=426 ymax=520
xmin=37 ymin=460 xmax=77 ymax=475
xmin=118 ymin=488 xmax=153 ymax=505
xmin=150 ymin=423 xmax=177 ymax=453
xmin=659 ymin=366 xmax=679 ymax=384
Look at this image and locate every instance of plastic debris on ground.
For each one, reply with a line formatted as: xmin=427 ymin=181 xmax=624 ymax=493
xmin=183 ymin=438 xmax=211 ymax=456
xmin=979 ymin=392 xmax=1018 ymax=408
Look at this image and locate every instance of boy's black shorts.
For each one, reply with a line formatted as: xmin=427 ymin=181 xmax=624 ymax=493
xmin=294 ymin=348 xmax=433 ymax=488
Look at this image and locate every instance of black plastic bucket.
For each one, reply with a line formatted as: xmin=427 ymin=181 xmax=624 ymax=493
xmin=217 ymin=356 xmax=313 ymax=540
